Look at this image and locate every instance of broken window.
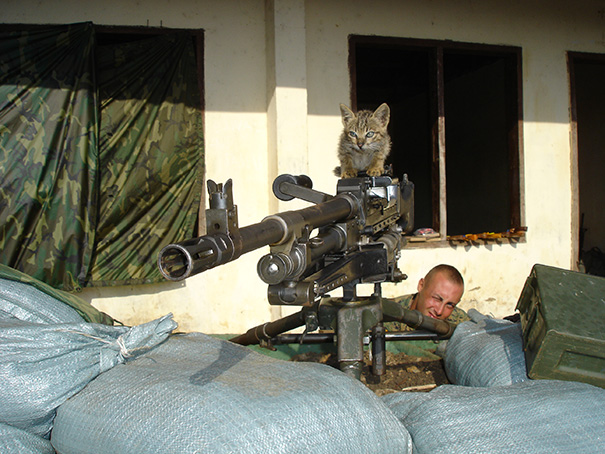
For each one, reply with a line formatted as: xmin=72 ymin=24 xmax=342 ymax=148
xmin=349 ymin=36 xmax=523 ymax=241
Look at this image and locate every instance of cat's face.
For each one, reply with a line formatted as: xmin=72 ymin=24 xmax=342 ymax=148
xmin=340 ymin=103 xmax=390 ymax=152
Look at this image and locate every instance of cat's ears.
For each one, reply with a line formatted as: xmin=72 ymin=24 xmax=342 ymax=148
xmin=339 ymin=103 xmax=355 ymax=125
xmin=372 ymin=103 xmax=390 ymax=128
xmin=339 ymin=103 xmax=390 ymax=127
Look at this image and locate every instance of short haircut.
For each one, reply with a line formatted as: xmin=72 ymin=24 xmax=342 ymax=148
xmin=425 ymin=264 xmax=464 ymax=288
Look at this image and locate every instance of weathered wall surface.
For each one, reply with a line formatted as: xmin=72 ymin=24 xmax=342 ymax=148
xmin=3 ymin=0 xmax=604 ymax=331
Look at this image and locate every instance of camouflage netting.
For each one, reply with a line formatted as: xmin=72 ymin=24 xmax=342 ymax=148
xmin=0 ymin=23 xmax=203 ymax=291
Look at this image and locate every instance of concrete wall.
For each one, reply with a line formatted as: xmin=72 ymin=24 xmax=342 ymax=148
xmin=3 ymin=0 xmax=604 ymax=332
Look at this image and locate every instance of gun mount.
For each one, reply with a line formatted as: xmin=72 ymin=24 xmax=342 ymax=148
xmin=158 ymin=173 xmax=454 ymax=379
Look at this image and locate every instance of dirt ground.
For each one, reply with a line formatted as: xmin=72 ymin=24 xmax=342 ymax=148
xmin=291 ymin=350 xmax=449 ymax=396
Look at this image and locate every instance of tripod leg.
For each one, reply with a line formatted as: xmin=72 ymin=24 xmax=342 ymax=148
xmin=335 ymin=297 xmax=382 ymax=380
xmin=371 ymin=323 xmax=386 ymax=376
xmin=229 ymin=310 xmax=306 ymax=346
xmin=337 ymin=306 xmax=365 ymax=380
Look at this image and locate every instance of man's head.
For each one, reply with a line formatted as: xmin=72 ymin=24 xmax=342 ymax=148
xmin=411 ymin=264 xmax=464 ymax=320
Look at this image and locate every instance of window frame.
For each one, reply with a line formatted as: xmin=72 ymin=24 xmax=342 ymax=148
xmin=348 ymin=35 xmax=525 ymax=245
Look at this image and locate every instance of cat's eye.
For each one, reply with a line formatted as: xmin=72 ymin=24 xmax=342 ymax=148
xmin=366 ymin=131 xmax=375 ymax=138
xmin=349 ymin=131 xmax=357 ymax=138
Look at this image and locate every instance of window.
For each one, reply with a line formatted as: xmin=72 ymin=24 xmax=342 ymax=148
xmin=349 ymin=36 xmax=523 ymax=241
xmin=569 ymin=52 xmax=605 ymax=272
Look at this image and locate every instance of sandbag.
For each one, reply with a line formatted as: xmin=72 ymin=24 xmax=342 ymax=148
xmin=0 ymin=278 xmax=85 ymax=324
xmin=0 ymin=314 xmax=176 ymax=438
xmin=383 ymin=380 xmax=605 ymax=454
xmin=0 ymin=264 xmax=113 ymax=324
xmin=0 ymin=423 xmax=55 ymax=454
xmin=443 ymin=309 xmax=528 ymax=387
xmin=52 ymin=333 xmax=412 ymax=454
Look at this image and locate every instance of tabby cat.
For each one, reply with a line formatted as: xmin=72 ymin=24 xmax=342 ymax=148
xmin=334 ymin=103 xmax=391 ymax=178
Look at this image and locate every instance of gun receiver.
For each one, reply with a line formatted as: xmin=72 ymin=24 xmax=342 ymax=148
xmin=158 ymin=173 xmax=455 ymax=380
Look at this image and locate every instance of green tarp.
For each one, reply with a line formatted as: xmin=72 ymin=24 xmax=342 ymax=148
xmin=0 ymin=23 xmax=203 ymax=291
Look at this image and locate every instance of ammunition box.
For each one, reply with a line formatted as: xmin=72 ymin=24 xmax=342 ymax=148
xmin=516 ymin=264 xmax=605 ymax=388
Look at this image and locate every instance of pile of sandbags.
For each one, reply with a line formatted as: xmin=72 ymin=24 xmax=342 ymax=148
xmin=1 ymin=266 xmax=412 ymax=453
xmin=0 ymin=270 xmax=177 ymax=451
xmin=51 ymin=333 xmax=413 ymax=454
xmin=1 ymin=313 xmax=176 ymax=438
xmin=383 ymin=379 xmax=605 ymax=453
xmin=382 ymin=311 xmax=605 ymax=453
xmin=7 ymin=265 xmax=603 ymax=454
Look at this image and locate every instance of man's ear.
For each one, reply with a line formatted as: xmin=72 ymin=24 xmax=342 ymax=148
xmin=417 ymin=278 xmax=425 ymax=292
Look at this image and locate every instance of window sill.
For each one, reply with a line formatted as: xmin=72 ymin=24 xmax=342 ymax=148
xmin=403 ymin=231 xmax=527 ymax=249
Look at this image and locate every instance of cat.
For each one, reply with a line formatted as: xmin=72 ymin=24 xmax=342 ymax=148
xmin=334 ymin=103 xmax=391 ymax=178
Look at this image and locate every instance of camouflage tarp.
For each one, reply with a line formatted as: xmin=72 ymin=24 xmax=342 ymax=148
xmin=0 ymin=23 xmax=98 ymax=291
xmin=0 ymin=23 xmax=203 ymax=291
xmin=90 ymin=31 xmax=203 ymax=286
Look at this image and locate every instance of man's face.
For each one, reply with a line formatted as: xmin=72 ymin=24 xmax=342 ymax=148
xmin=413 ymin=271 xmax=464 ymax=320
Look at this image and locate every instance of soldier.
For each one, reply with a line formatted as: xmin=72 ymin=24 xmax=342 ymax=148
xmin=384 ymin=264 xmax=469 ymax=331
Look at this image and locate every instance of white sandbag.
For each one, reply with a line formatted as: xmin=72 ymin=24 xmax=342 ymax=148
xmin=0 ymin=314 xmax=176 ymax=438
xmin=0 ymin=423 xmax=55 ymax=454
xmin=52 ymin=333 xmax=412 ymax=454
xmin=443 ymin=309 xmax=528 ymax=387
xmin=383 ymin=380 xmax=605 ymax=454
xmin=0 ymin=278 xmax=85 ymax=324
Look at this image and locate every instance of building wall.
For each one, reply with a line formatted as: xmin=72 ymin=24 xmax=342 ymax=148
xmin=2 ymin=0 xmax=604 ymax=332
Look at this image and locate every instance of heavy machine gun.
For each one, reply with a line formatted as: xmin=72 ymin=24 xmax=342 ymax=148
xmin=158 ymin=173 xmax=454 ymax=379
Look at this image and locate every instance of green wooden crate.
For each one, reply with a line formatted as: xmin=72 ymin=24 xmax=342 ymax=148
xmin=516 ymin=264 xmax=605 ymax=388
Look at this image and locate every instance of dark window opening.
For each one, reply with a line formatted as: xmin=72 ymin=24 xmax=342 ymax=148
xmin=570 ymin=52 xmax=605 ymax=275
xmin=351 ymin=36 xmax=523 ymax=239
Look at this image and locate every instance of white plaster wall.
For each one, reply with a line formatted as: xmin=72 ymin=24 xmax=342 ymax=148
xmin=2 ymin=0 xmax=604 ymax=332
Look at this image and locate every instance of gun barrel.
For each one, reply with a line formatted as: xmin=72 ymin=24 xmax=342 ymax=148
xmin=158 ymin=219 xmax=285 ymax=281
xmin=158 ymin=194 xmax=357 ymax=281
xmin=229 ymin=310 xmax=306 ymax=346
xmin=399 ymin=309 xmax=455 ymax=338
xmin=381 ymin=299 xmax=455 ymax=338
